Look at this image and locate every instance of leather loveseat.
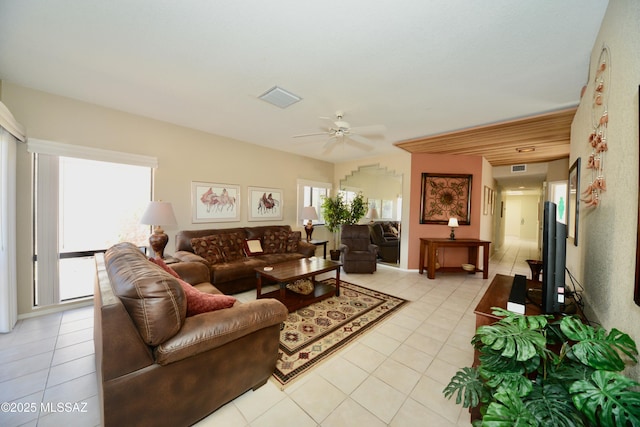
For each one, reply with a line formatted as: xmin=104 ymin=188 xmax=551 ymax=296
xmin=173 ymin=225 xmax=316 ymax=294
xmin=94 ymin=242 xmax=288 ymax=427
xmin=368 ymin=222 xmax=400 ymax=263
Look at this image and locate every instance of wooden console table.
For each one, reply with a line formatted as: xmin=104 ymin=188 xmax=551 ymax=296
xmin=419 ymin=238 xmax=490 ymax=279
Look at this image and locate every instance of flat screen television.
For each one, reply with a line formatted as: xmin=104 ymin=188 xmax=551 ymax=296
xmin=541 ymin=201 xmax=567 ymax=314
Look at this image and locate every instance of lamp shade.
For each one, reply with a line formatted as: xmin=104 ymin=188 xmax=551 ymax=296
xmin=301 ymin=206 xmax=319 ymax=221
xmin=141 ymin=201 xmax=178 ymax=227
xmin=447 ymin=217 xmax=459 ymax=227
xmin=366 ymin=207 xmax=379 ymax=220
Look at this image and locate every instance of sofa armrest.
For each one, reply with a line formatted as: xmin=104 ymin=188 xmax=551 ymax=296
xmin=369 ymin=244 xmax=379 ymax=254
xmin=154 ymin=299 xmax=287 ymax=365
xmin=174 ymin=250 xmax=208 ymax=265
xmin=171 ymin=262 xmax=210 ymax=286
xmin=297 ymin=240 xmax=316 ymax=257
xmin=339 ymin=244 xmax=349 ymax=254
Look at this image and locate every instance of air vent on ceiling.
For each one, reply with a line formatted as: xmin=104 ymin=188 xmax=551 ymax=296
xmin=511 ymin=164 xmax=527 ymax=173
xmin=258 ymin=86 xmax=302 ymax=109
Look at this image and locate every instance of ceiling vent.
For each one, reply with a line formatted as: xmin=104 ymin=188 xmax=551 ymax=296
xmin=511 ymin=164 xmax=527 ymax=173
xmin=258 ymin=86 xmax=302 ymax=109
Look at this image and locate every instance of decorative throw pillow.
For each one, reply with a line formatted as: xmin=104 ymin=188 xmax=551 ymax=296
xmin=191 ymin=236 xmax=225 ymax=265
xmin=262 ymin=229 xmax=289 ymax=254
xmin=285 ymin=231 xmax=301 ymax=253
xmin=243 ymin=239 xmax=264 ymax=256
xmin=148 ymin=256 xmax=236 ymax=316
xmin=215 ymin=232 xmax=245 ymax=261
xmin=178 ymin=279 xmax=236 ymax=316
xmin=149 ymin=257 xmax=181 ymax=278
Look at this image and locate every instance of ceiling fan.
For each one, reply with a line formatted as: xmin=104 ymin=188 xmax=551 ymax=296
xmin=293 ymin=111 xmax=386 ymax=153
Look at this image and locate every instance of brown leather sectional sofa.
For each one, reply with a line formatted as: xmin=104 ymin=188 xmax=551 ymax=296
xmin=94 ymin=242 xmax=288 ymax=427
xmin=173 ymin=225 xmax=316 ymax=294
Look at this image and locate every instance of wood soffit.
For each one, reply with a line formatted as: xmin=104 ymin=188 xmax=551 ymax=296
xmin=394 ymin=107 xmax=577 ymax=166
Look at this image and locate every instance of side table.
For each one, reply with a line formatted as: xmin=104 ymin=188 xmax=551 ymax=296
xmin=308 ymin=239 xmax=329 ymax=259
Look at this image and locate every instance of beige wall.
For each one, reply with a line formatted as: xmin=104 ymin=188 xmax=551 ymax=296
xmin=1 ymin=83 xmax=334 ymax=317
xmin=568 ymin=0 xmax=640 ymax=380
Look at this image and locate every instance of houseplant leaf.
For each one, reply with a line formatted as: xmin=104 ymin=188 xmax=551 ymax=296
xmin=481 ymin=389 xmax=537 ymax=427
xmin=443 ymin=367 xmax=488 ymax=408
xmin=476 ymin=322 xmax=547 ymax=362
xmin=561 ymin=317 xmax=639 ymax=371
xmin=570 ymin=370 xmax=640 ymax=427
xmin=525 ymin=381 xmax=586 ymax=426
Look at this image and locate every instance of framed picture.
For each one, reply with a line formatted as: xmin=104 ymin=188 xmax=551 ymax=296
xmin=567 ymin=158 xmax=581 ymax=246
xmin=420 ymin=173 xmax=472 ymax=224
xmin=248 ymin=186 xmax=283 ymax=221
xmin=191 ymin=181 xmax=240 ymax=223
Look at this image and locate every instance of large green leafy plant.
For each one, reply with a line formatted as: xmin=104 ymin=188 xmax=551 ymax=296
xmin=321 ymin=191 xmax=367 ymax=249
xmin=444 ymin=308 xmax=640 ymax=427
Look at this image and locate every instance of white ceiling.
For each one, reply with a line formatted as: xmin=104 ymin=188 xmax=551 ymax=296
xmin=0 ymin=1 xmax=608 ymax=165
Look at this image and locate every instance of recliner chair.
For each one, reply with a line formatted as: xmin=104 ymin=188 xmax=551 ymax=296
xmin=339 ymin=224 xmax=378 ymax=273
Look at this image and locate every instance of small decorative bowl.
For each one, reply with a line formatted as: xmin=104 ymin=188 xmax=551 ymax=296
xmin=461 ymin=264 xmax=475 ymax=272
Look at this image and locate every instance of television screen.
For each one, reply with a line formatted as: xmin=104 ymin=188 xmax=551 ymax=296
xmin=541 ymin=201 xmax=567 ymax=314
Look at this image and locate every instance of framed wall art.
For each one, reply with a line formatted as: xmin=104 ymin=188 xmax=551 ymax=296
xmin=420 ymin=173 xmax=472 ymax=224
xmin=567 ymin=157 xmax=581 ymax=246
xmin=248 ymin=186 xmax=283 ymax=221
xmin=191 ymin=181 xmax=240 ymax=223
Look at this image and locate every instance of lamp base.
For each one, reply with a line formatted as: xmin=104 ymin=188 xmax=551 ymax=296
xmin=449 ymin=228 xmax=456 ymax=240
xmin=305 ymin=222 xmax=314 ymax=241
xmin=149 ymin=229 xmax=169 ymax=259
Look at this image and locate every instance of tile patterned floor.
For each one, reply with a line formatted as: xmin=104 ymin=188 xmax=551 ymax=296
xmin=0 ymin=238 xmax=537 ymax=426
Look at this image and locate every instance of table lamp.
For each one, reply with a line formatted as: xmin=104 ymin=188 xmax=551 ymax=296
xmin=302 ymin=206 xmax=319 ymax=241
xmin=141 ymin=201 xmax=178 ymax=259
xmin=366 ymin=207 xmax=379 ymax=223
xmin=448 ymin=217 xmax=459 ymax=240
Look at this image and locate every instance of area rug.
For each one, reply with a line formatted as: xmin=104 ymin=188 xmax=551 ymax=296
xmin=272 ymin=278 xmax=408 ymax=388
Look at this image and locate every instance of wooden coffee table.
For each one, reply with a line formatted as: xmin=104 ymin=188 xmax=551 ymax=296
xmin=255 ymin=258 xmax=342 ymax=312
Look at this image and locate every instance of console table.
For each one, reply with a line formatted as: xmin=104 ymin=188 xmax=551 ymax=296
xmin=419 ymin=238 xmax=490 ymax=279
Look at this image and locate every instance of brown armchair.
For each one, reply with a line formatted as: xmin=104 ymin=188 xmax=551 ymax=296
xmin=339 ymin=224 xmax=378 ymax=273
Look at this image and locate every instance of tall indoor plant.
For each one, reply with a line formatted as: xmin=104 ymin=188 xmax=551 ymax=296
xmin=443 ymin=308 xmax=640 ymax=427
xmin=321 ymin=191 xmax=367 ymax=259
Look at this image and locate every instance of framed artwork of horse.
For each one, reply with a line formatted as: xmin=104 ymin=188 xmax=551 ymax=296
xmin=191 ymin=181 xmax=240 ymax=223
xmin=248 ymin=186 xmax=283 ymax=221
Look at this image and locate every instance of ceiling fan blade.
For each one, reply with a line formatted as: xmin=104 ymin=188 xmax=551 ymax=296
xmin=349 ymin=124 xmax=386 ymax=135
xmin=292 ymin=131 xmax=329 ymax=138
xmin=346 ymin=135 xmax=375 ymax=151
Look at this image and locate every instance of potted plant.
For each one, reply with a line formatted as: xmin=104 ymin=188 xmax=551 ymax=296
xmin=444 ymin=308 xmax=640 ymax=427
xmin=321 ymin=191 xmax=367 ymax=260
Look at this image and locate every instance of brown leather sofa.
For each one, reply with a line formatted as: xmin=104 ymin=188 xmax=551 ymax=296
xmin=174 ymin=225 xmax=316 ymax=294
xmin=94 ymin=242 xmax=288 ymax=427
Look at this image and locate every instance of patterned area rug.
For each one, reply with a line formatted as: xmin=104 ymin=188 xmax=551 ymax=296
xmin=272 ymin=278 xmax=408 ymax=388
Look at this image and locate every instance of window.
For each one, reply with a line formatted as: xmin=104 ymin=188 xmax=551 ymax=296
xmin=29 ymin=139 xmax=156 ymax=306
xmin=297 ymin=179 xmax=331 ymax=226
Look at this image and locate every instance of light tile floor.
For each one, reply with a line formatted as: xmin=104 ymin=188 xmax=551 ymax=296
xmin=0 ymin=238 xmax=538 ymax=427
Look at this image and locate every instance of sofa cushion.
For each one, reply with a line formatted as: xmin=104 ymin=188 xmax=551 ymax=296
xmin=191 ymin=236 xmax=225 ymax=265
xmin=178 ymin=279 xmax=236 ymax=316
xmin=105 ymin=242 xmax=186 ymax=347
xmin=285 ymin=231 xmax=301 ymax=253
xmin=262 ymin=229 xmax=289 ymax=254
xmin=243 ymin=239 xmax=264 ymax=256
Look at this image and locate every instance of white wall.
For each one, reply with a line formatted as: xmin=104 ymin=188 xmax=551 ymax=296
xmin=567 ymin=0 xmax=640 ymax=380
